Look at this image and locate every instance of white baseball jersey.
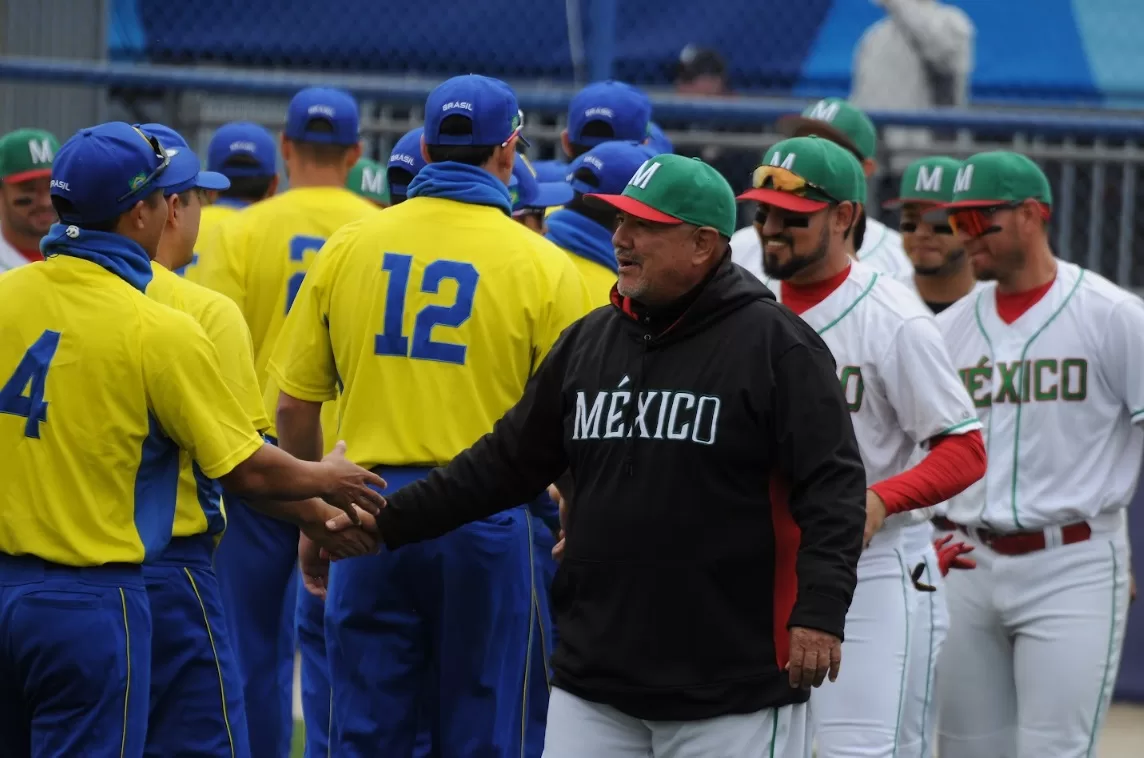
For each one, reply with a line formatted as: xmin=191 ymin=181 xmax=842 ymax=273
xmin=767 ymin=261 xmax=981 ymax=538
xmin=0 ymin=230 xmax=28 ymax=274
xmin=731 ymin=217 xmax=912 ymax=281
xmin=937 ymin=260 xmax=1144 ymax=531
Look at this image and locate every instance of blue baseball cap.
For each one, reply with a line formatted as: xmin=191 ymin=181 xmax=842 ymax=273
xmin=567 ymin=141 xmax=657 ymax=197
xmin=387 ymin=127 xmax=427 ymax=198
xmin=567 ymin=81 xmax=652 ymax=148
xmin=424 ymin=75 xmax=529 ymax=148
xmin=531 ymin=159 xmax=570 ymax=183
xmin=285 ymin=87 xmax=360 ymax=146
xmin=646 ymin=122 xmax=674 ymax=155
xmin=510 ymin=155 xmax=574 ymax=214
xmin=50 ymin=121 xmax=171 ymax=225
xmin=207 ymin=122 xmax=277 ymax=177
xmin=139 ymin=123 xmax=229 ymax=195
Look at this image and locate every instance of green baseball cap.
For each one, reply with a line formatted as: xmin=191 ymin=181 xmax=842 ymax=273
xmin=738 ymin=136 xmax=865 ymax=213
xmin=943 ymin=151 xmax=1053 ymax=209
xmin=883 ymin=156 xmax=962 ymax=208
xmin=346 ymin=157 xmax=389 ymax=205
xmin=0 ymin=128 xmax=60 ymax=183
xmin=777 ymin=98 xmax=877 ymax=160
xmin=584 ymin=153 xmax=737 ymax=237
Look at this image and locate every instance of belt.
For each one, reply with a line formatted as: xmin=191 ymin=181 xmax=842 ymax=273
xmin=941 ymin=519 xmax=1093 ymax=556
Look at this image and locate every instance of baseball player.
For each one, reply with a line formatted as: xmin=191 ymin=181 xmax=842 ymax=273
xmin=509 ymin=153 xmax=574 ymax=233
xmin=196 ymin=87 xmax=378 ymax=758
xmin=184 ymin=121 xmax=279 ymax=280
xmin=530 ymin=80 xmax=653 ymax=183
xmin=934 ymin=151 xmax=1143 ymax=758
xmin=0 ymin=128 xmax=59 ymax=273
xmin=737 ymin=135 xmax=986 ymax=756
xmin=546 ymin=140 xmax=657 ymax=306
xmin=386 ymin=126 xmax=428 ymax=205
xmin=880 ymin=154 xmax=985 ymax=756
xmin=347 ymin=156 xmax=390 ymax=207
xmin=273 ymin=75 xmax=591 ymax=757
xmin=0 ymin=121 xmax=383 ymax=757
xmin=733 ymin=98 xmax=912 ymax=279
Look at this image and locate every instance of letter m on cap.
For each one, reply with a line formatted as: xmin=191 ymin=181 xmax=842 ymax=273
xmin=915 ymin=165 xmax=943 ymax=193
xmin=806 ymin=100 xmax=840 ymax=123
xmin=629 ymin=160 xmax=661 ymax=190
xmin=769 ymin=152 xmax=796 ymax=170
xmin=28 ymin=138 xmax=53 ymax=165
xmin=953 ymin=165 xmax=974 ymax=194
xmin=361 ymin=167 xmax=384 ymax=195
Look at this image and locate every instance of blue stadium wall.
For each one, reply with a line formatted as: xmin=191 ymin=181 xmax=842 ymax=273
xmin=110 ymin=0 xmax=1144 ymax=106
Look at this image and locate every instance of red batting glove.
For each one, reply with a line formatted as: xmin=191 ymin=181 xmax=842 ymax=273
xmin=934 ymin=534 xmax=976 ymax=576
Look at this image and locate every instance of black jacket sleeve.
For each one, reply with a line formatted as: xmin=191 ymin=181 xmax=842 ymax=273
xmin=771 ymin=334 xmax=866 ymax=640
xmin=375 ymin=324 xmax=578 ymax=548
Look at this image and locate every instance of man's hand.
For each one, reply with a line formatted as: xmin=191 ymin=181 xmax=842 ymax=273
xmin=549 ymin=484 xmax=567 ymax=562
xmin=934 ymin=533 xmax=976 ymax=576
xmin=864 ymin=489 xmax=888 ymax=548
xmin=299 ymin=532 xmax=331 ymax=600
xmin=786 ymin=626 xmax=842 ymax=689
xmin=301 ymin=502 xmax=378 ymax=560
xmin=319 ymin=441 xmax=387 ymax=522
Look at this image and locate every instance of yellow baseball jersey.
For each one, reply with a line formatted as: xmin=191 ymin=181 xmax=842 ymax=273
xmin=183 ymin=199 xmax=246 ymax=284
xmin=568 ymin=254 xmax=616 ymax=308
xmin=0 ymin=257 xmax=264 ymax=566
xmin=147 ymin=262 xmax=269 ymax=539
xmin=194 ymin=186 xmax=378 ymax=390
xmin=268 ymin=197 xmax=593 ymax=468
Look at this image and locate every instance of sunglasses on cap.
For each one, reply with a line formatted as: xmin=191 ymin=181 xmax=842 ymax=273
xmin=751 ymin=164 xmax=840 ymax=203
xmin=946 ymin=202 xmax=1025 ymax=239
xmin=502 ymin=109 xmax=527 ymax=148
xmin=116 ymin=126 xmax=171 ymax=204
xmin=900 ymin=208 xmax=955 ymax=235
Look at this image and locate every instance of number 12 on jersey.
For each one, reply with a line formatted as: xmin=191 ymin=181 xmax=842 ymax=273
xmin=374 ymin=253 xmax=479 ymax=366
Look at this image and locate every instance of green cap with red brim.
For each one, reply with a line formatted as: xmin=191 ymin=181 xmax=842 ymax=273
xmin=0 ymin=128 xmax=60 ymax=183
xmin=737 ymin=135 xmax=865 ymax=213
xmin=883 ymin=155 xmax=962 ymax=208
xmin=941 ymin=151 xmax=1053 ymax=210
xmin=584 ymin=153 xmax=737 ymax=237
xmin=776 ymin=98 xmax=877 ymax=160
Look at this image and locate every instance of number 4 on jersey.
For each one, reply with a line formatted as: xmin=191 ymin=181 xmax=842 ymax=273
xmin=374 ymin=253 xmax=479 ymax=365
xmin=0 ymin=330 xmax=62 ymax=438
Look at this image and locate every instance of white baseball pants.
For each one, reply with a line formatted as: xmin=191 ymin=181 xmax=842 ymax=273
xmin=542 ymin=687 xmax=811 ymax=758
xmin=898 ymin=528 xmax=950 ymax=758
xmin=937 ymin=517 xmax=1130 ymax=758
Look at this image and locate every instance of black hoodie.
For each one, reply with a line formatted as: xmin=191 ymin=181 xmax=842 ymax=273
xmin=374 ymin=256 xmax=866 ymax=721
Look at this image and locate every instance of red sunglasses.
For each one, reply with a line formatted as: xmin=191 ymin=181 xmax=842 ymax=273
xmin=948 ymin=201 xmax=1051 ymax=239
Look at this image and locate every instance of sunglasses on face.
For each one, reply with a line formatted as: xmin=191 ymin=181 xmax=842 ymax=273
xmin=755 ymin=205 xmax=811 ymax=229
xmin=751 ymin=165 xmax=840 ymax=203
xmin=947 ymin=202 xmax=1022 ymax=239
xmin=900 ymin=209 xmax=955 ymax=235
xmin=116 ymin=126 xmax=171 ymax=203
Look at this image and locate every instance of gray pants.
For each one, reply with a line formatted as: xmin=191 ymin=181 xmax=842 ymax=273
xmin=542 ymin=687 xmax=812 ymax=758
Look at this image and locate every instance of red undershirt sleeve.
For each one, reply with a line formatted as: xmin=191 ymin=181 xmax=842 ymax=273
xmin=870 ymin=430 xmax=986 ymax=516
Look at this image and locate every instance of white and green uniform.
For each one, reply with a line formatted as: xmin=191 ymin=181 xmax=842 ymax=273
xmin=730 ymin=216 xmax=912 ymax=281
xmin=752 ymin=260 xmax=980 ymax=757
xmin=0 ymin=230 xmax=29 ymax=274
xmin=934 ymin=260 xmax=1140 ymax=758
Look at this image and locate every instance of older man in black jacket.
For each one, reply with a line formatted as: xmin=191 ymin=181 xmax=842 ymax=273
xmin=325 ymin=154 xmax=866 ymax=758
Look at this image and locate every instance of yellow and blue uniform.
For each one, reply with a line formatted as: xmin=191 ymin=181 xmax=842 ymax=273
xmin=198 ymin=179 xmax=377 ymax=756
xmin=180 ymin=197 xmax=248 ymax=281
xmin=269 ymin=128 xmax=592 ymax=755
xmin=0 ymin=227 xmax=264 ymax=756
xmin=143 ymin=259 xmax=270 ymax=758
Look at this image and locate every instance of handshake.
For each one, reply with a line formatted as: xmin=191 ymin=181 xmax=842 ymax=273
xmin=297 ymin=502 xmax=383 ymax=600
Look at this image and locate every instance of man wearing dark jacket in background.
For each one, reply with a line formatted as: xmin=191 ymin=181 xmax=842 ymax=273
xmin=333 ymin=154 xmax=867 ymax=757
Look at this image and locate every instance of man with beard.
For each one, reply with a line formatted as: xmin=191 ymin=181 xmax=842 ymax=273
xmin=935 ymin=151 xmax=1143 ymax=758
xmin=0 ymin=128 xmax=59 ymax=273
xmin=881 ymin=154 xmax=982 ymax=757
xmin=737 ymin=135 xmax=986 ymax=757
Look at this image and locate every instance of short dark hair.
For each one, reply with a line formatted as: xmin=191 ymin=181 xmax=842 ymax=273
xmin=425 ymin=115 xmax=497 ymax=166
xmin=51 ymin=188 xmax=165 ymax=233
xmin=569 ymin=121 xmax=616 ymax=157
xmin=852 ymin=207 xmax=866 ymax=250
xmin=290 ymin=119 xmax=354 ymax=165
xmin=386 ymin=167 xmax=414 ymax=203
xmin=218 ymin=154 xmax=275 ymax=201
xmin=566 ymin=191 xmax=617 ymax=230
